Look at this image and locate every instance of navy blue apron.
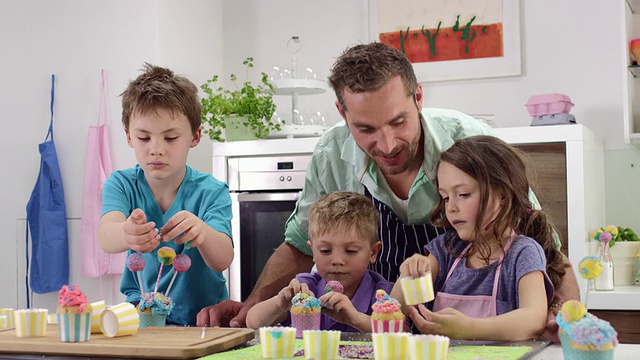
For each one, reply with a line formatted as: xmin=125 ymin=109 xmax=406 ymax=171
xmin=25 ymin=74 xmax=69 ymax=304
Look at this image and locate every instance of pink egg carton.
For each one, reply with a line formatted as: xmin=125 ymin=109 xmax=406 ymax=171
xmin=525 ymin=94 xmax=574 ymax=116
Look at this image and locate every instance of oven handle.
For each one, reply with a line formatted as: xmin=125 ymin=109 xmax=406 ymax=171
xmin=237 ymin=192 xmax=301 ymax=202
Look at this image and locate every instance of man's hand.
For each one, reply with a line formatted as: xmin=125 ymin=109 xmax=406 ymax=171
xmin=197 ymin=300 xmax=248 ymax=327
xmin=160 ymin=210 xmax=207 ymax=248
xmin=123 ymin=209 xmax=160 ymax=253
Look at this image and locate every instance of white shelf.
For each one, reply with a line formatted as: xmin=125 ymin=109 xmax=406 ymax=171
xmin=272 ymin=78 xmax=328 ymax=95
xmin=589 ymin=286 xmax=640 ymax=310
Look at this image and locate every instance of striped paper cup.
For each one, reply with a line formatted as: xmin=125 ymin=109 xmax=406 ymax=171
xmin=399 ymin=273 xmax=435 ymax=305
xmin=57 ymin=313 xmax=91 ymax=342
xmin=302 ymin=330 xmax=341 ymax=360
xmin=409 ymin=334 xmax=450 ymax=360
xmin=14 ymin=309 xmax=48 ymax=337
xmin=100 ymin=302 xmax=139 ymax=337
xmin=372 ymin=332 xmax=411 ymax=360
xmin=371 ymin=319 xmax=404 ymax=333
xmin=90 ymin=301 xmax=106 ymax=333
xmin=47 ymin=314 xmax=58 ymax=324
xmin=259 ymin=326 xmax=296 ymax=358
xmin=0 ymin=308 xmax=14 ymax=329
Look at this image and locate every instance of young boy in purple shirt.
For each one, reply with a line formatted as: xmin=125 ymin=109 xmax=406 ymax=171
xmin=246 ymin=191 xmax=393 ymax=333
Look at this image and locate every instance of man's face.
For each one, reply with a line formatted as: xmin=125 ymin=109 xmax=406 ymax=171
xmin=337 ymin=76 xmax=423 ymax=176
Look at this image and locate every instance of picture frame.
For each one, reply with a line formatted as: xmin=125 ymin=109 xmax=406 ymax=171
xmin=368 ymin=0 xmax=521 ymax=82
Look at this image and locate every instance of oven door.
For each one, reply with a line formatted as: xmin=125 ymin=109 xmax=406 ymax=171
xmin=234 ymin=191 xmax=300 ymax=301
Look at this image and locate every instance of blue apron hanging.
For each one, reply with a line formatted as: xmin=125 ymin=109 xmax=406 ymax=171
xmin=25 ymin=74 xmax=69 ymax=304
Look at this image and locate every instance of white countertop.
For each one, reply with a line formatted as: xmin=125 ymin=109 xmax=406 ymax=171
xmin=532 ymin=343 xmax=639 ymax=359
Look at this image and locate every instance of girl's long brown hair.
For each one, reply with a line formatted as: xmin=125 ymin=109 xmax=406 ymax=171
xmin=429 ymin=135 xmax=567 ymax=288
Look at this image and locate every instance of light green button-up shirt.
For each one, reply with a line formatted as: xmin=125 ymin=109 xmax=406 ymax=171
xmin=284 ymin=107 xmax=506 ymax=256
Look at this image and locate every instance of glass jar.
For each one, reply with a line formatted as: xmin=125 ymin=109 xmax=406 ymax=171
xmin=634 ymin=251 xmax=640 ymax=286
xmin=594 ymin=241 xmax=614 ymax=291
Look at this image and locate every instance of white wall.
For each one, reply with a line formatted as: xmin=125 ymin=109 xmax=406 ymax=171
xmin=1 ymin=0 xmax=637 ymax=310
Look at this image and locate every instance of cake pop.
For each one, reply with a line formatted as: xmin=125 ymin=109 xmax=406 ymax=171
xmin=166 ymin=254 xmax=191 ymax=297
xmin=127 ymin=253 xmax=146 ymax=293
xmin=578 ymin=255 xmax=604 ymax=309
xmin=324 ymin=280 xmax=344 ymax=294
xmin=154 ymin=247 xmax=176 ymax=293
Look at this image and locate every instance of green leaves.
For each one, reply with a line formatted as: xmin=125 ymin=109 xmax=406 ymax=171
xmin=200 ymin=57 xmax=279 ymax=142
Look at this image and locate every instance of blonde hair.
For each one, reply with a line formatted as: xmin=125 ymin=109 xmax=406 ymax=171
xmin=308 ymin=191 xmax=379 ymax=244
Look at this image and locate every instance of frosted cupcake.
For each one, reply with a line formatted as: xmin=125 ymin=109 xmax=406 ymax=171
xmin=557 ymin=300 xmax=618 ymax=360
xmin=137 ymin=292 xmax=173 ymax=328
xmin=290 ymin=292 xmax=321 ymax=338
xmin=371 ymin=289 xmax=405 ymax=333
xmin=57 ymin=285 xmax=92 ymax=342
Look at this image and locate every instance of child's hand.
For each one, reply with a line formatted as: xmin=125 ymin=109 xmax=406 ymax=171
xmin=318 ymin=292 xmax=358 ymax=326
xmin=123 ymin=209 xmax=160 ymax=253
xmin=160 ymin=210 xmax=207 ymax=248
xmin=409 ymin=304 xmax=472 ymax=339
xmin=399 ymin=253 xmax=431 ymax=278
xmin=276 ymin=278 xmax=313 ymax=311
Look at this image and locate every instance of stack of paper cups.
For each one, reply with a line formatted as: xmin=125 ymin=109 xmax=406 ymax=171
xmin=100 ymin=302 xmax=139 ymax=337
xmin=0 ymin=308 xmax=14 ymax=329
xmin=14 ymin=309 xmax=48 ymax=337
xmin=259 ymin=326 xmax=296 ymax=358
xmin=302 ymin=330 xmax=341 ymax=360
xmin=372 ymin=332 xmax=411 ymax=360
xmin=90 ymin=301 xmax=106 ymax=333
xmin=399 ymin=272 xmax=435 ymax=305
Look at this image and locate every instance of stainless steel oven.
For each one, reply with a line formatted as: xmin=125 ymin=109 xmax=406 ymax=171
xmin=226 ymin=154 xmax=312 ymax=301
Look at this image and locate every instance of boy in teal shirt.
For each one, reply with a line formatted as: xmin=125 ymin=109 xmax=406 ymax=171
xmin=99 ymin=64 xmax=234 ymax=325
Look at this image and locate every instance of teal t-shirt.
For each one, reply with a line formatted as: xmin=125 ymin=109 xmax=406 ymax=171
xmin=102 ymin=165 xmax=232 ymax=325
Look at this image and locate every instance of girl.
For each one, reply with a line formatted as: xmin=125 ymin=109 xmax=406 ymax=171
xmin=392 ymin=135 xmax=566 ymax=341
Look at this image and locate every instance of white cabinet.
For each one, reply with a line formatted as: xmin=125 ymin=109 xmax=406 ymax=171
xmin=622 ymin=0 xmax=640 ymax=146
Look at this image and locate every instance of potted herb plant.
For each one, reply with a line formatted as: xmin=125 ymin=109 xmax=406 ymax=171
xmin=200 ymin=57 xmax=280 ymax=142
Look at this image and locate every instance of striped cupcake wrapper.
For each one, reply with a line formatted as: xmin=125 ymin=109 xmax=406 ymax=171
xmin=371 ymin=319 xmax=404 ymax=333
xmin=259 ymin=326 xmax=296 ymax=358
xmin=100 ymin=302 xmax=139 ymax=337
xmin=57 ymin=313 xmax=91 ymax=342
xmin=372 ymin=332 xmax=411 ymax=360
xmin=409 ymin=334 xmax=450 ymax=360
xmin=0 ymin=308 xmax=14 ymax=329
xmin=302 ymin=330 xmax=341 ymax=360
xmin=14 ymin=309 xmax=48 ymax=337
xmin=400 ymin=273 xmax=435 ymax=305
xmin=90 ymin=301 xmax=106 ymax=333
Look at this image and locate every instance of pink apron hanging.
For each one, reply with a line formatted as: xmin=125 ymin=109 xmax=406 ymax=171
xmin=80 ymin=70 xmax=124 ymax=280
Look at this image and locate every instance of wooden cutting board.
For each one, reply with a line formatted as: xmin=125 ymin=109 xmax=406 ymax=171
xmin=0 ymin=325 xmax=255 ymax=359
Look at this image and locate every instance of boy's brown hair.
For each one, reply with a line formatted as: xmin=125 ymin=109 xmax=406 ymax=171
xmin=308 ymin=191 xmax=379 ymax=244
xmin=121 ymin=63 xmax=202 ymax=133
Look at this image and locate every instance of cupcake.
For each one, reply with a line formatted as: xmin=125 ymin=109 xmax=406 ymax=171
xmin=137 ymin=292 xmax=173 ymax=328
xmin=557 ymin=300 xmax=618 ymax=360
xmin=371 ymin=289 xmax=405 ymax=333
xmin=259 ymin=326 xmax=296 ymax=358
xmin=290 ymin=292 xmax=321 ymax=338
xmin=57 ymin=285 xmax=92 ymax=342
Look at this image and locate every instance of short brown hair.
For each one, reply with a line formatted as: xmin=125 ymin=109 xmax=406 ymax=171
xmin=328 ymin=42 xmax=417 ymax=112
xmin=121 ymin=63 xmax=202 ymax=133
xmin=308 ymin=191 xmax=379 ymax=244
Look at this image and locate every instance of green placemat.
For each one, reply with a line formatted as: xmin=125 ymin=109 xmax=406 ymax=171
xmin=200 ymin=339 xmax=533 ymax=360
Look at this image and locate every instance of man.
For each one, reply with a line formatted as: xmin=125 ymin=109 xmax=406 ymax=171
xmin=197 ymin=43 xmax=579 ymax=341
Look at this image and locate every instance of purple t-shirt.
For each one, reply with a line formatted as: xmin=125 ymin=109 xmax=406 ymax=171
xmin=281 ymin=270 xmax=393 ymax=333
xmin=425 ymin=233 xmax=554 ymax=315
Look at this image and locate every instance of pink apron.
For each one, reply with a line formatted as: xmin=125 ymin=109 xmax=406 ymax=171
xmin=80 ymin=70 xmax=124 ymax=282
xmin=433 ymin=236 xmax=514 ymax=318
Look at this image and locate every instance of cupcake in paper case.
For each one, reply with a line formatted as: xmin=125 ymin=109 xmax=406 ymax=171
xmin=14 ymin=309 xmax=48 ymax=337
xmin=259 ymin=326 xmax=296 ymax=359
xmin=408 ymin=334 xmax=450 ymax=360
xmin=136 ymin=292 xmax=173 ymax=328
xmin=399 ymin=272 xmax=435 ymax=305
xmin=557 ymin=300 xmax=618 ymax=360
xmin=56 ymin=285 xmax=92 ymax=342
xmin=302 ymin=330 xmax=341 ymax=360
xmin=371 ymin=332 xmax=411 ymax=360
xmin=89 ymin=300 xmax=106 ymax=333
xmin=100 ymin=302 xmax=140 ymax=337
xmin=0 ymin=308 xmax=14 ymax=329
xmin=371 ymin=289 xmax=405 ymax=333
xmin=290 ymin=292 xmax=321 ymax=338
xmin=57 ymin=285 xmax=91 ymax=314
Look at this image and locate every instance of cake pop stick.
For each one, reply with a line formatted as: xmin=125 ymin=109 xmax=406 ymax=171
xmin=578 ymin=255 xmax=604 ymax=309
xmin=155 ymin=247 xmax=176 ymax=293
xmin=127 ymin=253 xmax=146 ymax=293
xmin=166 ymin=254 xmax=191 ymax=297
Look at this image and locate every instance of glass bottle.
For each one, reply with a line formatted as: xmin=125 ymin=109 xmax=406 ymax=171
xmin=634 ymin=251 xmax=640 ymax=286
xmin=594 ymin=241 xmax=614 ymax=291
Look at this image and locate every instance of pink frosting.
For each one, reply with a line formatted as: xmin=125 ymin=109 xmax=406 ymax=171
xmin=58 ymin=285 xmax=89 ymax=313
xmin=371 ymin=289 xmax=401 ymax=313
xmin=127 ymin=253 xmax=146 ymax=272
xmin=173 ymin=254 xmax=192 ymax=272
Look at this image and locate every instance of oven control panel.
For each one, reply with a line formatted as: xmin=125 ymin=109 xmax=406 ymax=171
xmin=227 ymin=154 xmax=312 ymax=191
